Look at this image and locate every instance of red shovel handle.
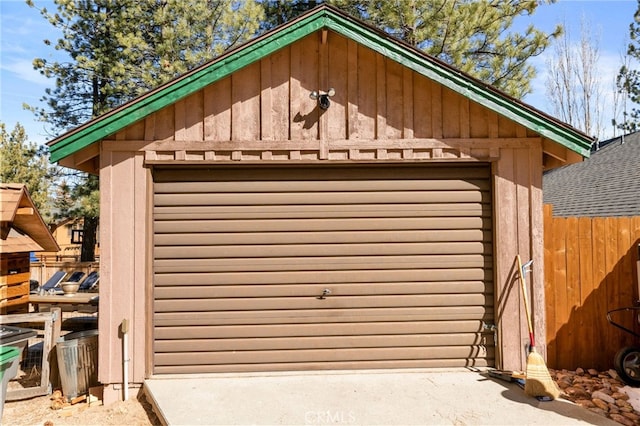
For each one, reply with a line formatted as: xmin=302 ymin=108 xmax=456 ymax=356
xmin=517 ymin=255 xmax=535 ymax=350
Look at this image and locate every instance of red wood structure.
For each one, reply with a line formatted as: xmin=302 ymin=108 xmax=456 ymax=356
xmin=0 ymin=184 xmax=59 ymax=313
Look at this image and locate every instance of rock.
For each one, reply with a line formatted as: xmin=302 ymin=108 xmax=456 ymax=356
xmin=565 ymin=386 xmax=590 ymax=399
xmin=622 ymin=411 xmax=640 ymax=421
xmin=550 ymin=369 xmax=640 ymax=424
xmin=592 ymin=398 xmax=610 ymax=411
xmin=619 ymin=405 xmax=634 ymax=413
xmin=557 ymin=380 xmax=571 ymax=390
xmin=576 ymin=399 xmax=596 ymax=408
xmin=617 ymin=399 xmax=633 ymax=409
xmin=582 ymin=379 xmax=598 ymax=390
xmin=613 ymin=392 xmax=630 ymax=401
xmin=588 ymin=407 xmax=608 ymax=417
xmin=592 ymin=390 xmax=615 ymax=404
xmin=610 ymin=413 xmax=635 ymax=426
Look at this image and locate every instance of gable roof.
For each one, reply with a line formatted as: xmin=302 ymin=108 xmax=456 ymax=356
xmin=543 ymin=132 xmax=640 ymax=217
xmin=47 ymin=4 xmax=593 ymax=163
xmin=0 ymin=184 xmax=60 ymax=253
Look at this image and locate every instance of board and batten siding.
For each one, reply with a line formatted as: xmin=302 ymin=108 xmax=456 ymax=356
xmin=96 ymin=30 xmax=546 ymax=385
xmin=152 ymin=165 xmax=494 ymax=373
xmin=111 ymin=32 xmax=533 ymax=151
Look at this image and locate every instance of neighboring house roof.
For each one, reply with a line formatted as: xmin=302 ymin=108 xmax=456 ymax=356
xmin=543 ymin=132 xmax=640 ymax=217
xmin=49 ymin=217 xmax=82 ymax=233
xmin=47 ymin=4 xmax=593 ymax=163
xmin=0 ymin=184 xmax=60 ymax=253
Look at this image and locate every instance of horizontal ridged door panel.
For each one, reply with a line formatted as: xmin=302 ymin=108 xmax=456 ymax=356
xmin=152 ymin=165 xmax=494 ymax=374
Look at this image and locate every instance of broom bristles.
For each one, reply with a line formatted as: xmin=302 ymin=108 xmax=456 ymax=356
xmin=525 ymin=348 xmax=561 ymax=399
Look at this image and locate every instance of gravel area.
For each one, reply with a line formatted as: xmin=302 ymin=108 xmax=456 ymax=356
xmin=551 ymin=368 xmax=640 ymax=426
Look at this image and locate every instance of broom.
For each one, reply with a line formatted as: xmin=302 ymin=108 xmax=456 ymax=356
xmin=516 ymin=255 xmax=561 ymax=400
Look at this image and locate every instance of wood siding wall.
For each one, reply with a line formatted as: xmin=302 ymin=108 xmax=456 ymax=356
xmin=99 ymin=149 xmax=150 ymax=386
xmin=110 ymin=32 xmax=533 ymax=145
xmin=97 ymin=30 xmax=548 ymax=387
xmin=544 ymin=205 xmax=640 ymax=370
xmin=493 ymin=144 xmax=545 ymax=371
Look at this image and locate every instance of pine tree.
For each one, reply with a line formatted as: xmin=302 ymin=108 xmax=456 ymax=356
xmin=261 ymin=0 xmax=321 ymax=30
xmin=0 ymin=123 xmax=54 ymax=220
xmin=29 ymin=0 xmax=264 ymax=129
xmin=27 ymin=0 xmax=264 ymax=261
xmin=262 ymin=0 xmax=560 ymax=98
xmin=617 ymin=2 xmax=640 ymax=133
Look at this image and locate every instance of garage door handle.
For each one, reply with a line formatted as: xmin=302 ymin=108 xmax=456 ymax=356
xmin=317 ymin=289 xmax=332 ymax=300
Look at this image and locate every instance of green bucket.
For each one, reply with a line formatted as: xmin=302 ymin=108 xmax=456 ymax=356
xmin=1 ymin=345 xmax=20 ymax=419
xmin=0 ymin=346 xmax=20 ymax=381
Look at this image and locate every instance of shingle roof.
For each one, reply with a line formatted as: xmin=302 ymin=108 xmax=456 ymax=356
xmin=543 ymin=132 xmax=640 ymax=217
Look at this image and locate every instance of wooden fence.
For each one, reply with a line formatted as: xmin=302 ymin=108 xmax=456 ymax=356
xmin=544 ymin=204 xmax=640 ymax=370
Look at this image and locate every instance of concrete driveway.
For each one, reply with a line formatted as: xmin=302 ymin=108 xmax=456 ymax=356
xmin=144 ymin=369 xmax=617 ymax=425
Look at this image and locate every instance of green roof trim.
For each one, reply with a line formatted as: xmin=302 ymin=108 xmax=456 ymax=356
xmin=49 ymin=5 xmax=592 ymax=163
xmin=322 ymin=12 xmax=592 ymax=157
xmin=48 ymin=11 xmax=329 ymax=162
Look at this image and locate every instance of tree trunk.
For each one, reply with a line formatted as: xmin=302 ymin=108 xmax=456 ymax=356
xmin=80 ymin=215 xmax=98 ymax=262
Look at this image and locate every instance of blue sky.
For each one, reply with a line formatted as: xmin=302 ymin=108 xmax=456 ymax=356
xmin=1 ymin=0 xmax=638 ymax=145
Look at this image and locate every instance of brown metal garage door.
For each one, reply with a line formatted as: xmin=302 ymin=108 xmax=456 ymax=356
xmin=152 ymin=165 xmax=494 ymax=374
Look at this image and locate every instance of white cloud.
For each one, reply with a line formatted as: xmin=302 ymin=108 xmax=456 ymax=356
xmin=4 ymin=17 xmax=41 ymax=36
xmin=0 ymin=44 xmax=28 ymax=55
xmin=1 ymin=58 xmax=50 ymax=85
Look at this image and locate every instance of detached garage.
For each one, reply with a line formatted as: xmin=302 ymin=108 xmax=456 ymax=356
xmin=47 ymin=5 xmax=592 ymax=402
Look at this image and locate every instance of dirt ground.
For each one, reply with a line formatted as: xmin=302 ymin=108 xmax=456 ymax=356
xmin=2 ymin=391 xmax=160 ymax=425
xmin=1 ymin=310 xmax=162 ymax=425
xmin=2 ymin=309 xmax=158 ymax=425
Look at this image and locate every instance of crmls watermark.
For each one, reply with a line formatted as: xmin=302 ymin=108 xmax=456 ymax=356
xmin=304 ymin=410 xmax=357 ymax=424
